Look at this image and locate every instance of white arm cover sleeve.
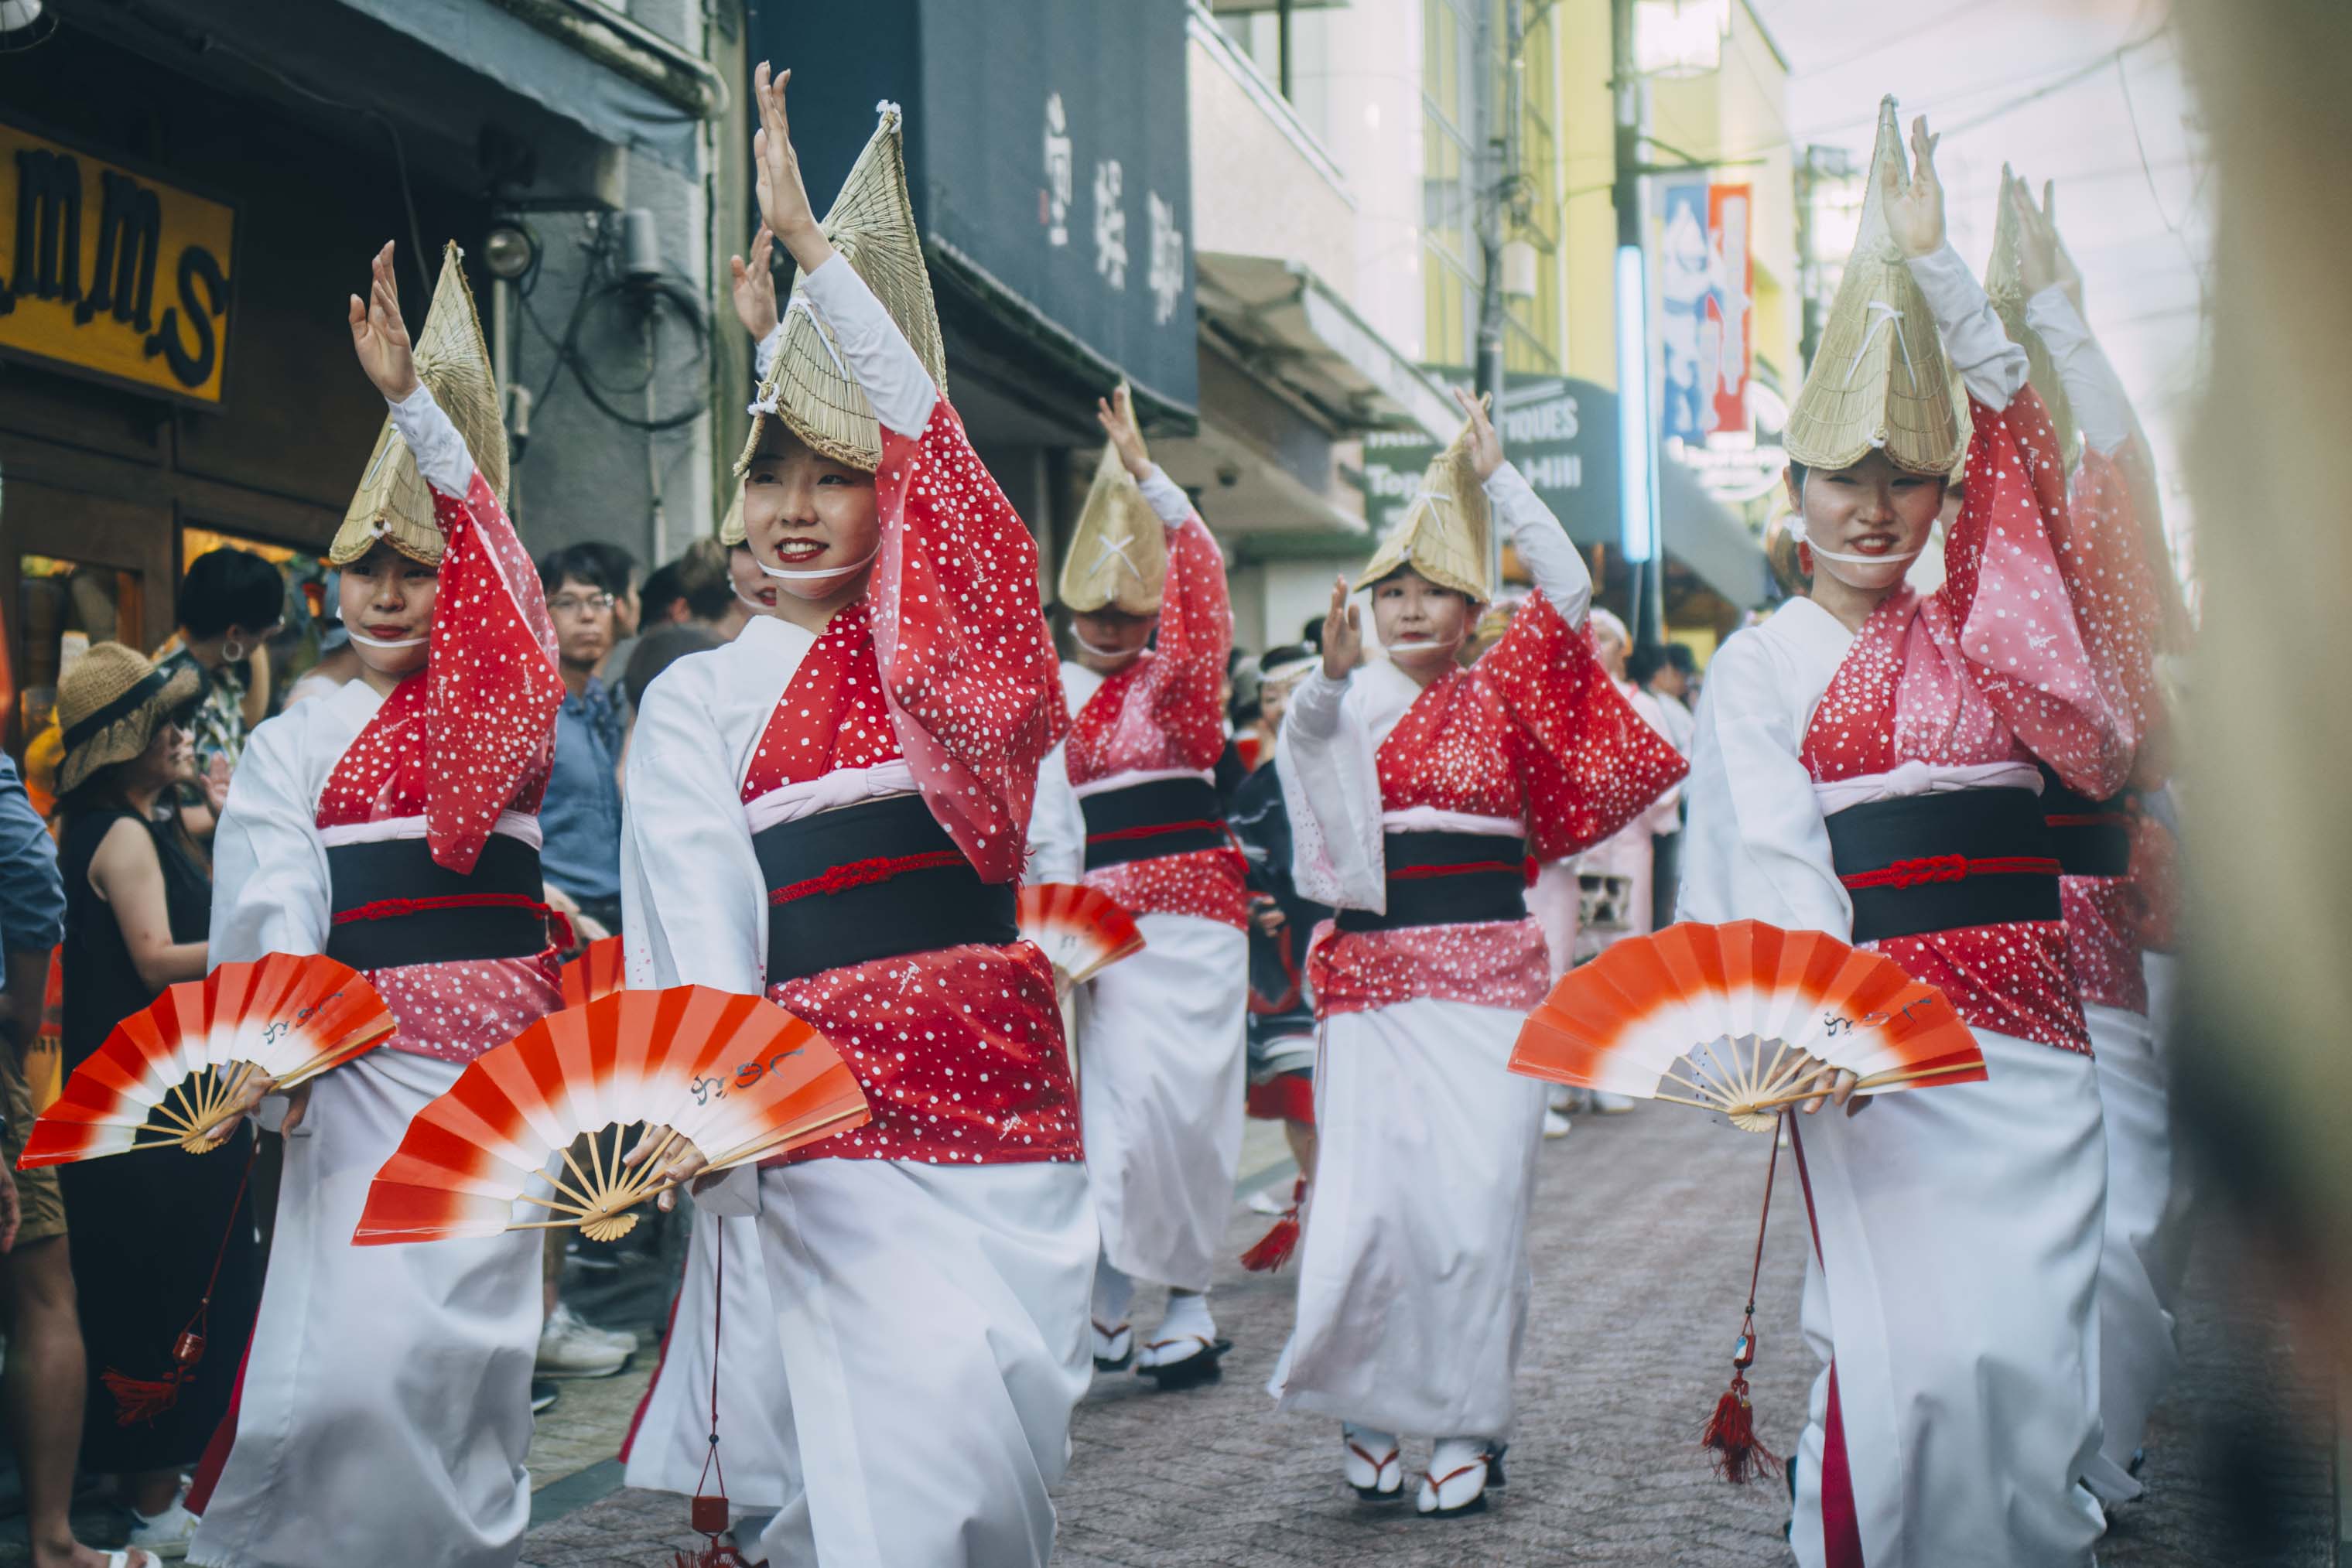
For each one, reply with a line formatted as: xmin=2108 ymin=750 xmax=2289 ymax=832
xmin=1484 ymin=461 xmax=1592 ymax=626
xmin=1907 ymin=243 xmax=2029 ymax=414
xmin=387 ymin=381 xmax=478 ymax=500
xmin=2025 ymin=287 xmax=2134 ymax=456
xmin=798 ymin=256 xmax=940 ymax=438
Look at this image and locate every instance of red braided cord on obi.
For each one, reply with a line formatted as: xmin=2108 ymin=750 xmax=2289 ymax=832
xmin=2043 ymin=812 xmax=2130 ymax=828
xmin=1386 ymin=860 xmax=1526 ymax=881
xmin=1084 ymin=818 xmax=1230 ymax=845
xmin=1837 ymin=854 xmax=2061 ymax=893
xmin=331 ymin=893 xmax=556 ymax=925
xmin=767 ymin=849 xmax=967 ymax=906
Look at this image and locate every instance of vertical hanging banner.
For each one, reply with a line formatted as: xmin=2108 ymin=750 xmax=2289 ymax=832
xmin=1708 ymin=183 xmax=1753 ymax=438
xmin=1655 ymin=175 xmax=1712 ymax=445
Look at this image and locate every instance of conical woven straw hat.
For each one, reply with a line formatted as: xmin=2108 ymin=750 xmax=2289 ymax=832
xmin=716 ymin=478 xmax=747 ymax=548
xmin=1984 ymin=168 xmax=2080 ymax=470
xmin=1058 ymin=392 xmax=1165 ymax=614
xmin=332 ymin=242 xmax=509 ymax=565
xmin=1783 ymin=98 xmax=1963 ymax=478
xmin=738 ymin=103 xmax=948 ymax=477
xmin=1355 ymin=411 xmax=1491 ymax=602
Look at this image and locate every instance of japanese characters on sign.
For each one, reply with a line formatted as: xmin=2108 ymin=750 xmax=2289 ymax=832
xmin=0 ymin=119 xmax=238 ymax=405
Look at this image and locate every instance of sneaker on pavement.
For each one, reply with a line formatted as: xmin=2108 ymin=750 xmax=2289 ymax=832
xmin=538 ymin=1302 xmax=631 ymax=1378
xmin=531 ymin=1379 xmax=561 ymax=1415
xmin=1543 ymin=1109 xmax=1574 ymax=1139
xmin=1591 ymin=1091 xmax=1636 ymax=1115
xmin=126 ymin=1495 xmax=197 ymax=1559
xmin=1245 ymin=1187 xmax=1289 ymax=1215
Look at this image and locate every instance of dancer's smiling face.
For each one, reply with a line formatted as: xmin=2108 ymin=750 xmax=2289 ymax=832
xmin=741 ymin=425 xmax=880 ymax=603
xmin=1370 ymin=567 xmax=1473 ymax=675
xmin=1786 ymin=450 xmax=1943 ymax=593
xmin=338 ymin=542 xmax=438 ymax=679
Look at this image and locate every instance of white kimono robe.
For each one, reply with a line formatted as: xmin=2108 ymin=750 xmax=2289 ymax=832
xmin=619 ymin=254 xmax=1093 ymax=1568
xmin=1678 ymin=246 xmax=2115 ymax=1568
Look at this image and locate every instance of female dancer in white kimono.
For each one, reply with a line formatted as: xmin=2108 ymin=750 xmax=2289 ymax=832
xmin=189 ymin=242 xmax=567 ymax=1568
xmin=1679 ymin=107 xmax=2132 ymax=1568
xmin=1026 ymin=393 xmax=1248 ymax=1384
xmin=617 ymin=71 xmax=1090 ymax=1568
xmin=1274 ymin=391 xmax=1684 ymax=1517
xmin=1990 ymin=173 xmax=2187 ymax=1504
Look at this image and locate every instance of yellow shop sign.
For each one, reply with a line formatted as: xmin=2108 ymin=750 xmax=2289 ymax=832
xmin=0 ymin=120 xmax=237 ymax=405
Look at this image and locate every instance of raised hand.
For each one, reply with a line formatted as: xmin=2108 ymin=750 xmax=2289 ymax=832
xmin=347 ymin=241 xmax=419 ymax=401
xmin=1096 ymin=384 xmax=1152 ymax=482
xmin=1884 ymin=114 xmax=1945 ymax=260
xmin=2043 ymin=179 xmax=2085 ymax=313
xmin=1453 ymin=386 xmax=1502 ymax=481
xmin=750 ymin=62 xmax=834 ymax=278
xmin=1320 ymin=575 xmax=1363 ymax=682
xmin=2006 ymin=166 xmax=2066 ymax=297
xmin=729 ymin=224 xmax=780 ymax=343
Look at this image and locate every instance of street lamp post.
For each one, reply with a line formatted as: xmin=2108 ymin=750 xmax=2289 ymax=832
xmin=1612 ymin=0 xmax=1667 ymax=653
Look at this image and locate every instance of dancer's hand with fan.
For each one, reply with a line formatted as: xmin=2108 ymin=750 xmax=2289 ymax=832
xmin=620 ymin=1121 xmax=716 ymax=1213
xmin=194 ymin=1074 xmax=314 ymax=1146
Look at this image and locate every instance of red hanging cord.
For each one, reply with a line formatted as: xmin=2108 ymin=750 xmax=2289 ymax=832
xmin=674 ymin=1218 xmax=752 ymax=1567
xmin=104 ymin=1132 xmax=261 ymax=1425
xmin=1700 ymin=1118 xmax=1786 ymax=1484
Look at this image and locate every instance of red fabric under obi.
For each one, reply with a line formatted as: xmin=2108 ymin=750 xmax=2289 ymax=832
xmin=1084 ymin=847 xmax=1248 ymax=929
xmin=1376 ymin=593 xmax=1687 ymax=864
xmin=865 ymin=404 xmax=1068 ymax=883
xmin=1307 ymin=916 xmax=1551 ymax=1020
xmin=741 ymin=601 xmax=902 ymax=800
xmin=2061 ymin=876 xmax=2149 ymax=1016
xmin=761 ymin=938 xmax=1082 ymax=1166
xmin=2130 ymin=812 xmax=2180 ymax=956
xmin=370 ymin=954 xmax=564 ymax=1066
xmin=2061 ymin=444 xmax=2170 ymax=791
xmin=314 ymin=474 xmax=561 ymax=856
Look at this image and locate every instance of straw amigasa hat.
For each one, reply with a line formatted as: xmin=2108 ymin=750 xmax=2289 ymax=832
xmin=1057 ymin=387 xmax=1166 ymax=615
xmin=55 ymin=643 xmax=202 ymax=794
xmin=1355 ymin=406 xmax=1492 ymax=601
xmin=738 ymin=102 xmax=949 ymax=479
xmin=1783 ymin=97 xmax=1964 ymax=479
xmin=330 ymin=241 xmax=509 ymax=567
xmin=1983 ymin=166 xmax=2080 ymax=471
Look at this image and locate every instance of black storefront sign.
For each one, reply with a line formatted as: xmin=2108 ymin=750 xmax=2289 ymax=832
xmin=747 ymin=0 xmax=1197 ymax=416
xmin=1362 ymin=377 xmax=1620 ymax=546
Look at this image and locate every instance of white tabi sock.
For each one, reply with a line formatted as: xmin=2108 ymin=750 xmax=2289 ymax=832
xmin=1149 ymin=1290 xmax=1215 ymax=1351
xmin=1092 ymin=1255 xmax=1135 ymax=1327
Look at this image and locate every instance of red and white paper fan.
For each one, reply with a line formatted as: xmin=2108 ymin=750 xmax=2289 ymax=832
xmin=1509 ymin=920 xmax=1984 ymax=1130
xmin=353 ymin=986 xmax=868 ymax=1246
xmin=20 ymin=954 xmax=395 ymax=1167
xmin=1017 ymin=883 xmax=1144 ymax=986
xmin=560 ymin=934 xmax=626 ymax=1007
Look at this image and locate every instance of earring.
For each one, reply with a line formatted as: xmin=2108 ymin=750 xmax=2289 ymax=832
xmin=221 ymin=637 xmax=246 ymax=664
xmin=1796 ymin=542 xmax=1814 ymax=579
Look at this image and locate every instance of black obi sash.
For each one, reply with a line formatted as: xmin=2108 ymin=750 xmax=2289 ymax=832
xmin=1335 ymin=831 xmax=1530 ymax=933
xmin=753 ymin=794 xmax=1016 ymax=986
xmin=1824 ymin=787 xmax=2063 ymax=943
xmin=325 ymin=833 xmax=549 ymax=970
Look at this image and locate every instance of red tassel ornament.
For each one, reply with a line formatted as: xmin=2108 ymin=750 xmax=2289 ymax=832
xmin=1240 ymin=1177 xmax=1305 ymax=1273
xmin=1700 ymin=1123 xmax=1785 ymax=1485
xmin=672 ymin=1226 xmax=757 ymax=1568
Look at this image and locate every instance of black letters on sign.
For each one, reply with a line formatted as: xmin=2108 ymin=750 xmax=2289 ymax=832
xmin=145 ymin=243 xmax=227 ymax=389
xmin=79 ymin=169 xmax=161 ymax=330
xmin=9 ymin=147 xmax=82 ymax=309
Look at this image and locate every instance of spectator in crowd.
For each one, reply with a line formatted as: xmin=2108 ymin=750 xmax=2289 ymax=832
xmin=535 ymin=545 xmax=627 ymax=937
xmin=157 ymin=548 xmax=286 ymax=839
xmin=720 ymin=541 xmax=778 ymax=638
xmin=1625 ymin=641 xmax=1696 ymax=933
xmin=581 ymin=542 xmax=643 ymax=691
xmin=634 ymin=560 xmax=697 ymax=634
xmin=0 ymin=750 xmax=138 ymax=1568
xmin=52 ymin=644 xmax=259 ymax=1563
xmin=620 ymin=623 xmax=721 ymax=745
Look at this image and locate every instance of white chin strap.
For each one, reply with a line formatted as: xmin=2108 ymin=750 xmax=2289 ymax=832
xmin=346 ymin=627 xmax=429 ymax=651
xmin=732 ymin=582 xmax=774 ymax=610
xmin=1787 ymin=517 xmax=1924 ymax=568
xmin=757 ymin=545 xmax=878 ymax=583
xmin=1071 ymin=627 xmax=1142 ymax=661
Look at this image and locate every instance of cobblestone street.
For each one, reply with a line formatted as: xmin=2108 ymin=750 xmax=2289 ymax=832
xmin=511 ymin=1102 xmax=2335 ymax=1567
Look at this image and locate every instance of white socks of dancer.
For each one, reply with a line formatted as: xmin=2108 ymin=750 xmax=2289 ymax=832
xmin=1139 ymin=1290 xmax=1216 ymax=1368
xmin=1092 ymin=1257 xmax=1136 ymax=1363
xmin=1417 ymin=1436 xmax=1492 ymax=1515
xmin=1342 ymin=1423 xmax=1403 ymax=1499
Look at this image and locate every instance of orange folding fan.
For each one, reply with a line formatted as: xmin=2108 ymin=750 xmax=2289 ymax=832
xmin=20 ymin=954 xmax=395 ymax=1167
xmin=1017 ymin=883 xmax=1144 ymax=986
xmin=352 ymin=986 xmax=869 ymax=1246
xmin=1509 ymin=920 xmax=1984 ymax=1131
xmin=560 ymin=934 xmax=626 ymax=1007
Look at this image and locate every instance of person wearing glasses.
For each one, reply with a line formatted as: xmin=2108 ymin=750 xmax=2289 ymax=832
xmin=535 ymin=546 xmax=630 ymax=941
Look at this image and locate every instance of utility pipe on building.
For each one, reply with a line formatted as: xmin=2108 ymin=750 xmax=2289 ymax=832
xmin=1612 ymin=0 xmax=1667 ymax=652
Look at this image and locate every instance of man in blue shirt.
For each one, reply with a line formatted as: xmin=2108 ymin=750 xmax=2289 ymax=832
xmin=535 ymin=545 xmax=628 ymax=937
xmin=0 ymin=751 xmax=136 ymax=1566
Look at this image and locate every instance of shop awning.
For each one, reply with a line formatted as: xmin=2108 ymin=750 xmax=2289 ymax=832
xmin=1660 ymin=454 xmax=1770 ymax=608
xmin=1194 ymin=253 xmax=1458 ymax=442
xmin=330 ymin=0 xmax=715 ymax=173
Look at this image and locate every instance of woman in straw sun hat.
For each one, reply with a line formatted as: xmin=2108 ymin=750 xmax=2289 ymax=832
xmin=50 ymin=642 xmax=261 ymax=1564
xmin=616 ymin=66 xmax=1089 ymax=1568
xmin=1270 ymin=386 xmax=1684 ymax=1518
xmin=183 ymin=237 xmax=576 ymax=1568
xmin=1677 ymin=102 xmax=2145 ymax=1566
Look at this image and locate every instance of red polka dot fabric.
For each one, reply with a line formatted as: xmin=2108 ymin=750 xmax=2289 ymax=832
xmin=741 ymin=601 xmax=903 ymax=801
xmin=1375 ymin=593 xmax=1689 ymax=865
xmin=2061 ymin=444 xmax=2170 ymax=791
xmin=863 ymin=405 xmax=1069 ymax=885
xmin=1066 ymin=510 xmax=1247 ymax=927
xmin=762 ymin=940 xmax=1082 ymax=1167
xmin=1307 ymin=915 xmax=1551 ymax=1019
xmin=314 ymin=475 xmax=566 ymax=1063
xmin=1800 ymin=389 xmax=2135 ymax=1056
xmin=2060 ymin=875 xmax=2149 ymax=1016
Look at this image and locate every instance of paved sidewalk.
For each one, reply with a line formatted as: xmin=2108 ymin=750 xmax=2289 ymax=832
xmin=512 ymin=1102 xmax=2333 ymax=1566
